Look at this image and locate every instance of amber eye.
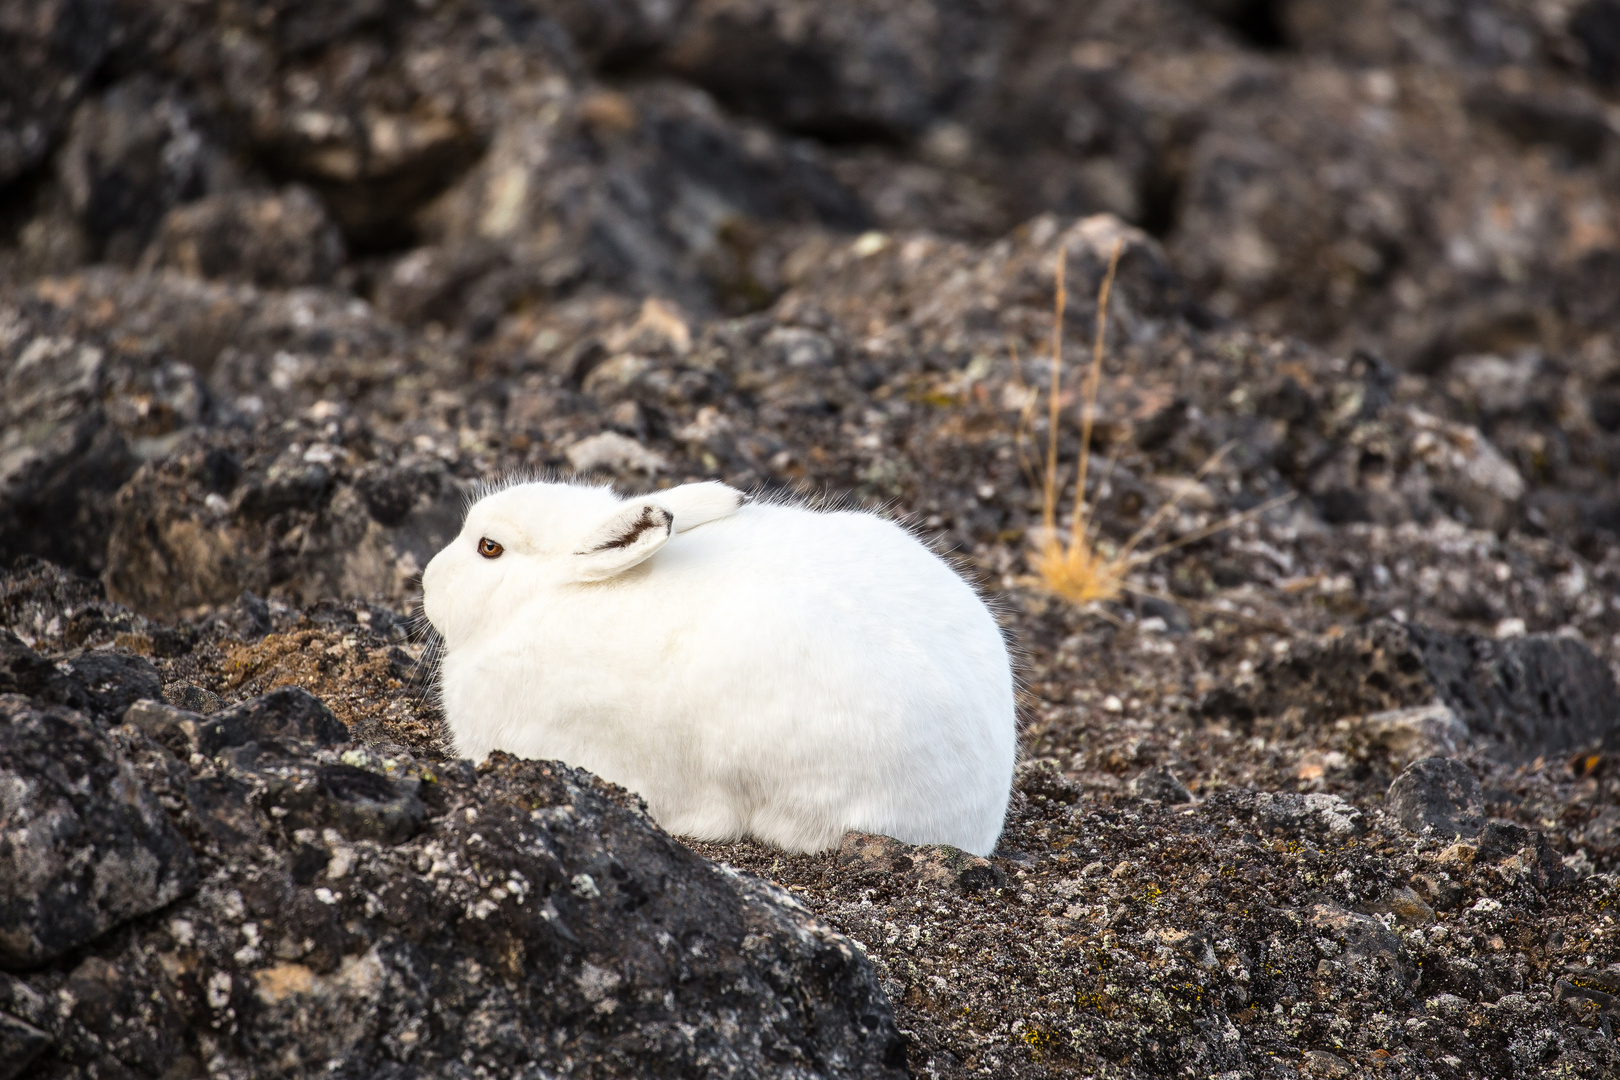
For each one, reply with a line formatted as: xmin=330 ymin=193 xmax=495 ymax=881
xmin=477 ymin=537 xmax=504 ymax=559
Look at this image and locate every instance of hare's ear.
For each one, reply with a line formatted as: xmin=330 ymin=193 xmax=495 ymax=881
xmin=572 ymin=501 xmax=673 ymax=582
xmin=652 ymin=481 xmax=744 ymax=533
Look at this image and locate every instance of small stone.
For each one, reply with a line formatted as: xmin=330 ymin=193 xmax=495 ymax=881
xmin=1132 ymin=765 xmax=1194 ymax=804
xmin=838 ymin=832 xmax=1004 ymax=893
xmin=1351 ymin=703 xmax=1471 ymax=767
xmin=1304 ymin=1049 xmax=1354 ymax=1077
xmin=1411 ymin=872 xmax=1464 ymax=911
xmin=1386 ymin=757 xmax=1484 ymax=838
xmin=1373 ymin=885 xmax=1436 ymax=927
xmin=162 ymin=681 xmax=223 ymax=714
xmin=1308 ymin=903 xmax=1413 ymax=986
xmin=565 ymin=431 xmax=669 ymax=475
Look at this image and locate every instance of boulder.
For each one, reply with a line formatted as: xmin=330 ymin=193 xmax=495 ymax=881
xmin=0 ymin=697 xmax=197 ymax=968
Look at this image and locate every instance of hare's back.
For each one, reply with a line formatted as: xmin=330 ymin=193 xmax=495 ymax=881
xmin=660 ymin=503 xmax=1002 ymax=669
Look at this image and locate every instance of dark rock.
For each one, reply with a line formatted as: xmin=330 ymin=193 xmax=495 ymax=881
xmin=54 ymin=75 xmax=213 ymax=264
xmin=659 ymin=0 xmax=998 ymax=141
xmin=0 ymin=697 xmax=196 ymax=968
xmin=266 ymin=762 xmax=426 ymax=845
xmin=1308 ymin=901 xmax=1416 ymax=990
xmin=1386 ymin=757 xmax=1485 ymax=839
xmin=1476 ymin=820 xmax=1569 ymax=888
xmin=0 ymin=1010 xmax=52 ymax=1080
xmin=1204 ymin=620 xmax=1620 ymax=762
xmin=0 ymin=629 xmax=90 ymax=709
xmin=0 ymin=722 xmax=910 ymax=1076
xmin=224 ymin=591 xmax=272 ymax=641
xmin=0 ymin=0 xmax=112 ymax=187
xmin=146 ymin=186 xmax=346 ymax=288
xmin=231 ymin=455 xmax=332 ymax=521
xmin=55 ymin=648 xmax=162 ymax=718
xmin=1580 ymin=807 xmax=1620 ymax=855
xmin=194 ymin=686 xmax=350 ymax=755
xmin=1405 ymin=625 xmax=1620 ymax=760
xmin=1572 ymin=0 xmax=1620 ymax=87
xmin=1132 ymin=764 xmax=1194 ymax=804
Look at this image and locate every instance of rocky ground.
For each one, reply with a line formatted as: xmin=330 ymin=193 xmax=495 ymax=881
xmin=4 ymin=1 xmax=1620 ymax=1077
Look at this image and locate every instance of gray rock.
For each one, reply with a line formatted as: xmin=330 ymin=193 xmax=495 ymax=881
xmin=838 ymin=831 xmax=1005 ymax=893
xmin=146 ymin=186 xmax=346 ymax=288
xmin=1132 ymin=764 xmax=1194 ymax=804
xmin=1386 ymin=757 xmax=1485 ymax=839
xmin=2 ymin=731 xmax=909 ymax=1077
xmin=1308 ymin=902 xmax=1416 ymax=989
xmin=1475 ymin=819 xmax=1568 ymax=889
xmin=1204 ymin=621 xmax=1620 ymax=763
xmin=55 ymin=647 xmax=163 ymax=718
xmin=1405 ymin=625 xmax=1620 ymax=760
xmin=0 ymin=315 xmax=135 ymax=577
xmin=0 ymin=0 xmax=111 ymax=187
xmin=1250 ymin=791 xmax=1366 ymax=839
xmin=0 ymin=629 xmax=92 ymax=711
xmin=0 ymin=697 xmax=197 ymax=968
xmin=0 ymin=1010 xmax=52 ymax=1080
xmin=194 ymin=686 xmax=350 ymax=755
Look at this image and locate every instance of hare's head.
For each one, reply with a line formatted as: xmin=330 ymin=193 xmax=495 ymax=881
xmin=422 ymin=479 xmax=741 ymax=648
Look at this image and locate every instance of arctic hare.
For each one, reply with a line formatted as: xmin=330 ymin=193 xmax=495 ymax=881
xmin=422 ymin=479 xmax=1016 ymax=855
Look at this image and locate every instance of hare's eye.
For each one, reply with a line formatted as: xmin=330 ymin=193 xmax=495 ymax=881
xmin=477 ymin=537 xmax=504 ymax=559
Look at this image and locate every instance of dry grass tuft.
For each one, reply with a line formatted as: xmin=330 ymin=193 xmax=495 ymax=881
xmin=1017 ymin=240 xmax=1289 ymax=611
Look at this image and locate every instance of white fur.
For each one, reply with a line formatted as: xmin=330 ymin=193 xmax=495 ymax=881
xmin=421 ymin=479 xmax=1017 ymax=855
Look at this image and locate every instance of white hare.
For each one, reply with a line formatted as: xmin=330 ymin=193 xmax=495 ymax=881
xmin=421 ymin=479 xmax=1016 ymax=855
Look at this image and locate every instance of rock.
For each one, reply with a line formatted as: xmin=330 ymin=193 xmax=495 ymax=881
xmin=1205 ymin=620 xmax=1620 ymax=763
xmin=161 ymin=680 xmax=221 ymax=714
xmin=1346 ymin=702 xmax=1473 ymax=768
xmin=1404 ymin=625 xmax=1620 ymax=761
xmin=54 ymin=75 xmax=213 ymax=265
xmin=0 ymin=1010 xmax=52 ymax=1080
xmin=567 ymin=430 xmax=670 ymax=474
xmin=0 ymin=722 xmax=910 ymax=1076
xmin=0 ymin=629 xmax=91 ymax=710
xmin=146 ymin=187 xmax=346 ymax=288
xmin=1386 ymin=757 xmax=1486 ymax=839
xmin=0 ymin=697 xmax=197 ymax=968
xmin=196 ymin=686 xmax=350 ymax=754
xmin=1579 ymin=807 xmax=1620 ymax=856
xmin=1308 ymin=901 xmax=1415 ymax=988
xmin=0 ymin=0 xmax=111 ymax=188
xmin=1132 ymin=764 xmax=1194 ymax=804
xmin=1475 ymin=819 xmax=1568 ymax=889
xmin=1302 ymin=1049 xmax=1355 ymax=1078
xmin=1249 ymin=791 xmax=1366 ymax=839
xmin=0 ymin=314 xmax=135 ymax=576
xmin=1371 ymin=885 xmax=1436 ymax=927
xmin=260 ymin=761 xmax=427 ymax=846
xmin=659 ymin=0 xmax=997 ymax=140
xmin=838 ymin=831 xmax=1005 ymax=893
xmin=54 ymin=647 xmax=162 ymax=718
